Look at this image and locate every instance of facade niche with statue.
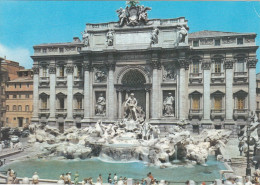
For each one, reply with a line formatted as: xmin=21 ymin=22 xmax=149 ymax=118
xmin=163 ymin=91 xmax=175 ymax=116
xmin=95 ymin=92 xmax=106 ymax=116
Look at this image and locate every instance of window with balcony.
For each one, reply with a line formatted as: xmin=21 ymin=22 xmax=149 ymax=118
xmin=214 ymin=96 xmax=222 ymax=110
xmin=76 ymin=97 xmax=82 ymax=109
xmin=236 ymin=58 xmax=245 ymax=72
xmin=237 ymin=97 xmax=245 ymax=110
xmin=76 ymin=65 xmax=82 ymax=77
xmin=42 ymin=97 xmax=48 ymax=109
xmin=59 ymin=66 xmax=65 ymax=77
xmin=192 ymin=59 xmax=200 ymax=74
xmin=215 ymin=61 xmax=221 ymax=73
xmin=59 ymin=97 xmax=65 ymax=109
xmin=42 ymin=67 xmax=47 ymax=77
xmin=192 ymin=96 xmax=200 ymax=110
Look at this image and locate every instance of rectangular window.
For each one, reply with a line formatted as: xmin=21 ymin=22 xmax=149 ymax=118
xmin=59 ymin=97 xmax=65 ymax=109
xmin=77 ymin=66 xmax=82 ymax=77
xmin=193 ymin=61 xmax=199 ymax=74
xmin=215 ymin=39 xmax=220 ymax=46
xmin=13 ymin=117 xmax=16 ymax=121
xmin=25 ymin=105 xmax=29 ymax=111
xmin=192 ymin=96 xmax=200 ymax=110
xmin=237 ymin=97 xmax=245 ymax=110
xmin=77 ymin=47 xmax=81 ymax=52
xmin=13 ymin=95 xmax=17 ymax=99
xmin=14 ymin=84 xmax=16 ymax=88
xmin=27 ymin=83 xmax=29 ymax=88
xmin=43 ymin=48 xmax=47 ymax=53
xmin=214 ymin=96 xmax=222 ymax=110
xmin=193 ymin=41 xmax=199 ymax=47
xmin=6 ymin=95 xmax=9 ymax=99
xmin=6 ymin=105 xmax=9 ymax=111
xmin=237 ymin=38 xmax=243 ymax=45
xmin=59 ymin=48 xmax=64 ymax=53
xmin=26 ymin=94 xmax=30 ymax=98
xmin=19 ymin=94 xmax=22 ymax=99
xmin=19 ymin=84 xmax=22 ymax=88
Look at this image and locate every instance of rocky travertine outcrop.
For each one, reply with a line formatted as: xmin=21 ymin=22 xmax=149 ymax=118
xmin=29 ymin=121 xmax=232 ymax=167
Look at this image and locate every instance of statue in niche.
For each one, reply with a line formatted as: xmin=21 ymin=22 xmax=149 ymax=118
xmin=150 ymin=28 xmax=159 ymax=45
xmin=163 ymin=93 xmax=175 ymax=116
xmin=177 ymin=25 xmax=188 ymax=44
xmin=163 ymin=65 xmax=176 ymax=81
xmin=95 ymin=93 xmax=106 ymax=115
xmin=81 ymin=30 xmax=90 ymax=47
xmin=106 ymin=30 xmax=114 ymax=46
xmin=94 ymin=68 xmax=107 ymax=83
xmin=125 ymin=93 xmax=138 ymax=121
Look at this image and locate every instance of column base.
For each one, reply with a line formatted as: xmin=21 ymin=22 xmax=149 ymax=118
xmin=48 ymin=118 xmax=57 ymax=127
xmin=81 ymin=118 xmax=91 ymax=123
xmin=224 ymin=119 xmax=236 ymax=125
xmin=201 ymin=119 xmax=213 ymax=125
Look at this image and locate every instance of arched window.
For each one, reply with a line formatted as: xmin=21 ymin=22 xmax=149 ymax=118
xmin=13 ymin=105 xmax=16 ymax=111
xmin=18 ymin=105 xmax=22 ymax=111
xmin=25 ymin=105 xmax=29 ymax=111
xmin=6 ymin=105 xmax=9 ymax=111
xmin=121 ymin=69 xmax=146 ymax=88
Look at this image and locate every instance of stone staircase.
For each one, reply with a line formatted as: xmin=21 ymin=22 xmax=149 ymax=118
xmin=230 ymin=157 xmax=247 ymax=165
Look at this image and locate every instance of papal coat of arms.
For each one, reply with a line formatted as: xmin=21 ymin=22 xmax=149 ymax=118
xmin=116 ymin=1 xmax=151 ymax=27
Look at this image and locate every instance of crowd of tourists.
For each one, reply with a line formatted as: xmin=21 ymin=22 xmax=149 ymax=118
xmin=5 ymin=168 xmax=260 ymax=185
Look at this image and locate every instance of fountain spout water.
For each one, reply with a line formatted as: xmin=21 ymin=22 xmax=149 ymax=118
xmin=172 ymin=145 xmax=180 ymax=163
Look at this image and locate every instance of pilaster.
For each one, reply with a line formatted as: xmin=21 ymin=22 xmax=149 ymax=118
xmin=32 ymin=66 xmax=39 ymax=124
xmin=202 ymin=60 xmax=211 ymax=123
xmin=224 ymin=59 xmax=234 ymax=122
xmin=248 ymin=58 xmax=258 ymax=113
xmin=178 ymin=58 xmax=188 ymax=120
xmin=65 ymin=64 xmax=74 ymax=124
xmin=151 ymin=58 xmax=161 ymax=120
xmin=48 ymin=64 xmax=56 ymax=126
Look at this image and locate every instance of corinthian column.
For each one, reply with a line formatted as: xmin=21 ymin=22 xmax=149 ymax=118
xmin=82 ymin=61 xmax=92 ymax=122
xmin=107 ymin=61 xmax=115 ymax=120
xmin=151 ymin=59 xmax=161 ymax=119
xmin=202 ymin=60 xmax=211 ymax=122
xmin=65 ymin=64 xmax=74 ymax=125
xmin=48 ymin=65 xmax=56 ymax=126
xmin=31 ymin=66 xmax=39 ymax=124
xmin=178 ymin=59 xmax=188 ymax=120
xmin=224 ymin=60 xmax=234 ymax=121
xmin=248 ymin=58 xmax=258 ymax=113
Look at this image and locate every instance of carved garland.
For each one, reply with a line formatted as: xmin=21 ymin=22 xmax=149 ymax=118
xmin=247 ymin=58 xmax=258 ymax=68
xmin=224 ymin=60 xmax=234 ymax=69
xmin=201 ymin=61 xmax=211 ymax=70
xmin=32 ymin=66 xmax=39 ymax=74
xmin=66 ymin=65 xmax=74 ymax=74
xmin=179 ymin=59 xmax=189 ymax=70
xmin=48 ymin=66 xmax=56 ymax=74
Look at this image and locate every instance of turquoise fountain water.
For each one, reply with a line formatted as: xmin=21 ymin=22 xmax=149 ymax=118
xmin=0 ymin=156 xmax=225 ymax=182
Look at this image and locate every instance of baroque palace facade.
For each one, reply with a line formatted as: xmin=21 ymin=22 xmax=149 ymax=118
xmin=31 ymin=4 xmax=258 ymax=132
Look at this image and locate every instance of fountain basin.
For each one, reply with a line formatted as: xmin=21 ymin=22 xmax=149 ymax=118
xmin=0 ymin=156 xmax=226 ymax=182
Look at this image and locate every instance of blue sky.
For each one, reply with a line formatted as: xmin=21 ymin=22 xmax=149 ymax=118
xmin=0 ymin=1 xmax=260 ymax=72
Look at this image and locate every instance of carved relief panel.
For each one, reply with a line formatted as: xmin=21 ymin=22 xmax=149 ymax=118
xmin=93 ymin=65 xmax=108 ymax=83
xmin=162 ymin=63 xmax=177 ymax=81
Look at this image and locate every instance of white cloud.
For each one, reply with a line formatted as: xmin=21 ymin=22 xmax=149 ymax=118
xmin=0 ymin=43 xmax=32 ymax=69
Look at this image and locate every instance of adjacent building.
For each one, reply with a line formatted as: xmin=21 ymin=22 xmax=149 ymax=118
xmin=5 ymin=70 xmax=33 ymax=128
xmin=0 ymin=58 xmax=24 ymax=128
xmin=31 ymin=4 xmax=258 ymax=133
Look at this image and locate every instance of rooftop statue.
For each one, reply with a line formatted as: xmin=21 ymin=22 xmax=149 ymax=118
xmin=116 ymin=1 xmax=151 ymax=27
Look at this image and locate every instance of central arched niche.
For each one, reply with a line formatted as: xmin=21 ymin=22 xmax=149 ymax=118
xmin=120 ymin=69 xmax=146 ymax=112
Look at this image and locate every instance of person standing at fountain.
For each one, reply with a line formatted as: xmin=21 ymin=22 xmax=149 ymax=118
xmin=118 ymin=177 xmax=124 ymax=185
xmin=32 ymin=172 xmax=39 ymax=184
xmin=145 ymin=174 xmax=151 ymax=185
xmin=64 ymin=173 xmax=69 ymax=185
xmin=97 ymin=174 xmax=103 ymax=184
xmin=108 ymin=173 xmax=112 ymax=183
xmin=113 ymin=173 xmax=118 ymax=184
xmin=74 ymin=172 xmax=79 ymax=185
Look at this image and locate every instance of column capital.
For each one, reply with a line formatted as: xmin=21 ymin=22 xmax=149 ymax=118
xmin=224 ymin=59 xmax=234 ymax=69
xmin=66 ymin=64 xmax=74 ymax=74
xmin=32 ymin=66 xmax=39 ymax=74
xmin=247 ymin=58 xmax=258 ymax=68
xmin=83 ymin=62 xmax=92 ymax=71
xmin=106 ymin=62 xmax=115 ymax=71
xmin=178 ymin=59 xmax=189 ymax=70
xmin=201 ymin=60 xmax=211 ymax=70
xmin=151 ymin=59 xmax=161 ymax=69
xmin=48 ymin=65 xmax=56 ymax=74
